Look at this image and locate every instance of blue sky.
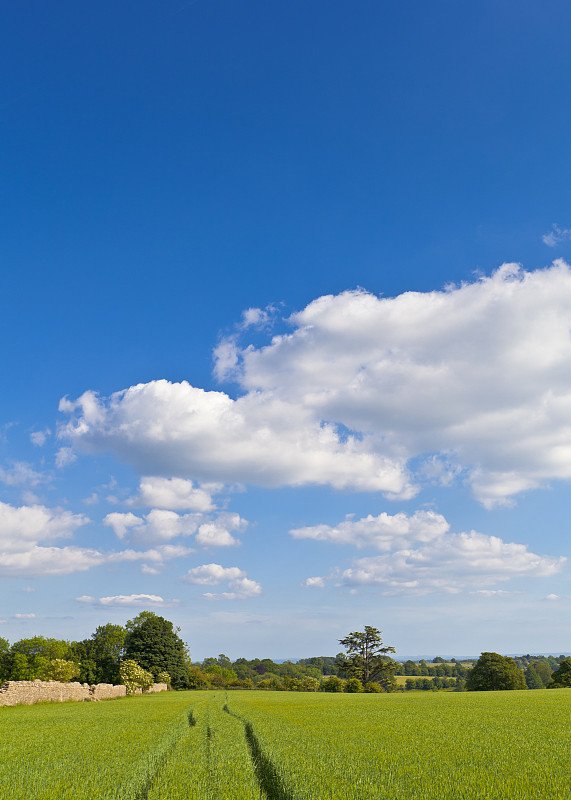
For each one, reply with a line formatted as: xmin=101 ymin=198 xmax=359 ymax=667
xmin=2 ymin=0 xmax=571 ymax=659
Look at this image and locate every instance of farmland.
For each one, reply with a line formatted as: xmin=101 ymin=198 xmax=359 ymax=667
xmin=1 ymin=689 xmax=570 ymax=799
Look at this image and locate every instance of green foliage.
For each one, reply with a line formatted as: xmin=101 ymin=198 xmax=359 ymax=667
xmin=466 ymin=652 xmax=526 ymax=691
xmin=345 ymin=678 xmax=364 ymax=693
xmin=124 ymin=613 xmax=189 ymax=689
xmin=338 ymin=626 xmax=397 ymax=690
xmin=157 ymin=671 xmax=171 ymax=685
xmin=524 ymin=664 xmax=544 ymax=690
xmin=548 ymin=658 xmax=571 ymax=688
xmin=44 ymin=659 xmax=81 ymax=682
xmin=364 ymin=681 xmax=382 ymax=693
xmin=119 ymin=659 xmax=154 ymax=695
xmin=321 ymin=675 xmax=345 ymax=692
xmin=11 ymin=636 xmax=69 ymax=661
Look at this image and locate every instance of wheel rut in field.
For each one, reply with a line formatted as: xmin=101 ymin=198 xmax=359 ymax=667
xmin=224 ymin=702 xmax=296 ymax=800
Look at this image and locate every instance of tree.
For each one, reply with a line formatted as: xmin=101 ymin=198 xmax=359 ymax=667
xmin=466 ymin=652 xmax=526 ymax=691
xmin=548 ymin=657 xmax=571 ymax=688
xmin=345 ymin=678 xmax=364 ymax=693
xmin=532 ymin=660 xmax=552 ymax=687
xmin=524 ymin=664 xmax=544 ymax=690
xmin=338 ymin=626 xmax=396 ymax=691
xmin=124 ymin=612 xmax=189 ymax=689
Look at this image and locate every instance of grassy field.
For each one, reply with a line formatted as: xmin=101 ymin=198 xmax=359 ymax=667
xmin=1 ymin=689 xmax=570 ymax=798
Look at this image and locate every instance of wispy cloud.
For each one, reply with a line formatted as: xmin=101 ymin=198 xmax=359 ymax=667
xmin=542 ymin=224 xmax=571 ymax=247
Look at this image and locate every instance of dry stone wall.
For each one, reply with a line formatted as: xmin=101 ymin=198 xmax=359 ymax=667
xmin=0 ymin=679 xmax=166 ymax=707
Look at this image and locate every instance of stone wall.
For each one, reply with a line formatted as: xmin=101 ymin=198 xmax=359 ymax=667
xmin=90 ymin=683 xmax=127 ymax=701
xmin=0 ymin=680 xmax=90 ymax=706
xmin=144 ymin=682 xmax=168 ymax=694
xmin=0 ymin=679 xmax=168 ymax=707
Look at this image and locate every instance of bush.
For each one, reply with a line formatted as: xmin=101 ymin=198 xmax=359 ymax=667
xmin=157 ymin=671 xmax=171 ymax=686
xmin=364 ymin=681 xmax=382 ymax=693
xmin=321 ymin=675 xmax=345 ymax=692
xmin=345 ymin=678 xmax=364 ymax=693
xmin=45 ymin=659 xmax=81 ymax=682
xmin=120 ymin=659 xmax=154 ymax=695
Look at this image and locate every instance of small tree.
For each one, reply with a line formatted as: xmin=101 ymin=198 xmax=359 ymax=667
xmin=466 ymin=653 xmax=526 ymax=691
xmin=301 ymin=676 xmax=320 ymax=692
xmin=120 ymin=659 xmax=154 ymax=695
xmin=345 ymin=678 xmax=364 ymax=693
xmin=157 ymin=671 xmax=171 ymax=686
xmin=338 ymin=626 xmax=396 ymax=691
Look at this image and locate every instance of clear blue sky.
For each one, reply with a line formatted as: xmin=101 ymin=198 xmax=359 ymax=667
xmin=1 ymin=0 xmax=571 ymax=659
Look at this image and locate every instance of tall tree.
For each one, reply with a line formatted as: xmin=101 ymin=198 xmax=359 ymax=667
xmin=466 ymin=652 xmax=526 ymax=691
xmin=124 ymin=612 xmax=189 ymax=689
xmin=338 ymin=626 xmax=396 ymax=690
xmin=548 ymin=658 xmax=571 ymax=688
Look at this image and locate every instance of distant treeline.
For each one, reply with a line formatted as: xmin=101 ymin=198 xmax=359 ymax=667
xmin=1 ymin=617 xmax=568 ymax=693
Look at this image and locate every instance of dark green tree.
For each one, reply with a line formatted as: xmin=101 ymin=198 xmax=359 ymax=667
xmin=548 ymin=657 xmax=571 ymax=688
xmin=124 ymin=612 xmax=189 ymax=689
xmin=338 ymin=626 xmax=396 ymax=691
xmin=466 ymin=652 xmax=526 ymax=691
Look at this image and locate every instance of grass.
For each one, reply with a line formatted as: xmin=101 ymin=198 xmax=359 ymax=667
xmin=2 ymin=688 xmax=571 ymax=798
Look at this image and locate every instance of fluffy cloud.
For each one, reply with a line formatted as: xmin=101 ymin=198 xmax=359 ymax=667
xmin=59 ymin=263 xmax=571 ymax=506
xmin=76 ymin=593 xmax=176 ymax=607
xmin=303 ymin=576 xmax=325 ymax=588
xmin=183 ymin=562 xmax=262 ymax=599
xmin=59 ymin=383 xmax=413 ymax=497
xmin=0 ymin=501 xmax=88 ymax=554
xmin=338 ymin=531 xmax=564 ymax=595
xmin=291 ymin=510 xmax=449 ymax=550
xmin=183 ymin=563 xmax=245 ymax=585
xmin=103 ymin=509 xmax=201 ymax=547
xmin=103 ymin=509 xmax=244 ymax=548
xmin=0 ymin=500 xmax=193 ymax=577
xmin=128 ymin=477 xmax=214 ymax=512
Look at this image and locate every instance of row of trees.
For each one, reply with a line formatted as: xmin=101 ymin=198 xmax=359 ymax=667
xmin=1 ymin=616 xmax=569 ymax=693
xmin=0 ymin=611 xmax=189 ymax=689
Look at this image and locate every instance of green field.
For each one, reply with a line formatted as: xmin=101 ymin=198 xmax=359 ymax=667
xmin=2 ymin=689 xmax=570 ymax=799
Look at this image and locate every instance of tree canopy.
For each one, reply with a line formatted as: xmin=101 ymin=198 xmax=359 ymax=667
xmin=124 ymin=612 xmax=189 ymax=689
xmin=337 ymin=626 xmax=396 ymax=691
xmin=548 ymin=658 xmax=571 ymax=688
xmin=466 ymin=652 xmax=526 ymax=691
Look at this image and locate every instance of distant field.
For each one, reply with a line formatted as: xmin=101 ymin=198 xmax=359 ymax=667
xmin=2 ymin=689 xmax=570 ymax=798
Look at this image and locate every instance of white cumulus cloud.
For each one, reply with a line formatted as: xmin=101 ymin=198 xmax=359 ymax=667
xmin=58 ymin=263 xmax=571 ymax=506
xmin=291 ymin=510 xmax=449 ymax=550
xmin=338 ymin=531 xmax=564 ymax=595
xmin=129 ymin=476 xmax=214 ymax=512
xmin=183 ymin=562 xmax=262 ymax=599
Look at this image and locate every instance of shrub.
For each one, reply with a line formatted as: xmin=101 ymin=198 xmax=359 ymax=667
xmin=321 ymin=675 xmax=345 ymax=692
xmin=364 ymin=681 xmax=382 ymax=693
xmin=45 ymin=659 xmax=81 ymax=682
xmin=345 ymin=678 xmax=364 ymax=693
xmin=120 ymin=659 xmax=154 ymax=695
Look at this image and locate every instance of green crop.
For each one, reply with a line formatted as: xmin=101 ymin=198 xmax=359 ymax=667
xmin=2 ymin=688 xmax=571 ymax=798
